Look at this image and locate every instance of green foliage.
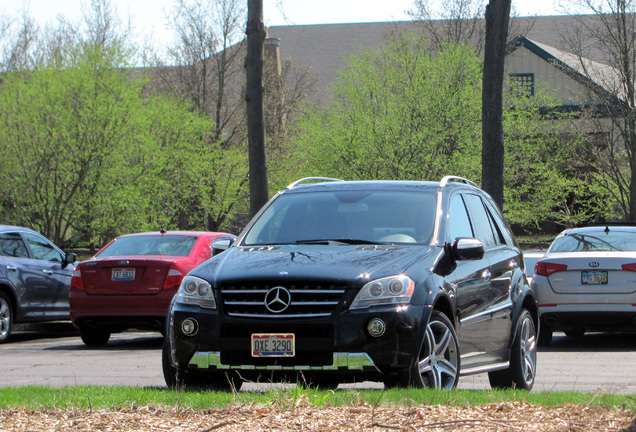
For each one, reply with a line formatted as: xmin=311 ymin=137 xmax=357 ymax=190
xmin=502 ymin=84 xmax=612 ymax=230
xmin=294 ymin=35 xmax=482 ymax=182
xmin=0 ymin=42 xmax=247 ymax=248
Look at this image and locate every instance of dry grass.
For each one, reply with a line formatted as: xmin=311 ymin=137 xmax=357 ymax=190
xmin=1 ymin=400 xmax=634 ymax=431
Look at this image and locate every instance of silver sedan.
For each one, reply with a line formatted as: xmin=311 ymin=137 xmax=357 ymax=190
xmin=532 ymin=225 xmax=636 ymax=346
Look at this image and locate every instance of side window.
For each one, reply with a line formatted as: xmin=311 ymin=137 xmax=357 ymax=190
xmin=22 ymin=233 xmax=63 ymax=262
xmin=448 ymin=195 xmax=474 ymax=240
xmin=463 ymin=194 xmax=498 ymax=248
xmin=0 ymin=233 xmax=30 ymax=258
xmin=484 ymin=200 xmax=513 ymax=246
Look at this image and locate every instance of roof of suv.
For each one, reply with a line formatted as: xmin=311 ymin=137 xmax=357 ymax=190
xmin=282 ymin=177 xmax=481 ymax=194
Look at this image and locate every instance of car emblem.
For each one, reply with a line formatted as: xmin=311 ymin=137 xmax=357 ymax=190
xmin=589 ymin=262 xmax=600 ymax=268
xmin=118 ymin=260 xmax=130 ymax=265
xmin=264 ymin=287 xmax=291 ymax=313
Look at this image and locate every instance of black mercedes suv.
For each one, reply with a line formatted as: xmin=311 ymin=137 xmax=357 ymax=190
xmin=163 ymin=176 xmax=538 ymax=390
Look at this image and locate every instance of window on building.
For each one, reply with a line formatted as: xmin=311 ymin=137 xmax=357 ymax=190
xmin=509 ymin=73 xmax=535 ymax=98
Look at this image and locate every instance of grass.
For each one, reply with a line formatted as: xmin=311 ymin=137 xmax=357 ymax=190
xmin=0 ymin=385 xmax=634 ymax=413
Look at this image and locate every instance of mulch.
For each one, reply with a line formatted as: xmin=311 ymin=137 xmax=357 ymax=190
xmin=1 ymin=400 xmax=635 ymax=431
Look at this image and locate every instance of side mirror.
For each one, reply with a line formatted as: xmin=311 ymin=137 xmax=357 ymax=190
xmin=453 ymin=238 xmax=484 ymax=261
xmin=64 ymin=252 xmax=77 ymax=268
xmin=212 ymin=237 xmax=235 ymax=256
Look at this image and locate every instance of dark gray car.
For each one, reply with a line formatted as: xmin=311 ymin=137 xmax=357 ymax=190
xmin=0 ymin=225 xmax=77 ymax=343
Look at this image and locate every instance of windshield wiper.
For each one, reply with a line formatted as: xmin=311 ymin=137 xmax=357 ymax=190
xmin=295 ymin=239 xmax=379 ymax=245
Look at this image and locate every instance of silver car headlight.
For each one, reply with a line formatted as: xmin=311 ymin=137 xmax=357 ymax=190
xmin=174 ymin=276 xmax=216 ymax=309
xmin=350 ymin=275 xmax=415 ymax=310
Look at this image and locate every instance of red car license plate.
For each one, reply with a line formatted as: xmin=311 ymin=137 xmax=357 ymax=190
xmin=112 ymin=268 xmax=136 ymax=281
xmin=581 ymin=270 xmax=607 ymax=285
xmin=251 ymin=333 xmax=295 ymax=357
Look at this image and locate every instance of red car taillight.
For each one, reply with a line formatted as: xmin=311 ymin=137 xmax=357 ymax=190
xmin=535 ymin=261 xmax=567 ymax=277
xmin=163 ymin=265 xmax=184 ymax=291
xmin=621 ymin=263 xmax=636 ymax=272
xmin=70 ymin=267 xmax=84 ymax=291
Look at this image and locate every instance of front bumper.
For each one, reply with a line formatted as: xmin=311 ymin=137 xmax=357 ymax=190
xmin=168 ymin=302 xmax=432 ymax=381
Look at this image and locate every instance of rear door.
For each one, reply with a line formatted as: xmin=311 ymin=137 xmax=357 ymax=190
xmin=21 ymin=232 xmax=73 ymax=319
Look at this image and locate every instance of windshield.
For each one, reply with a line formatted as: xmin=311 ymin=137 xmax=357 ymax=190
xmin=549 ymin=230 xmax=636 ymax=252
xmin=243 ymin=190 xmax=437 ymax=246
xmin=98 ymin=235 xmax=198 ymax=257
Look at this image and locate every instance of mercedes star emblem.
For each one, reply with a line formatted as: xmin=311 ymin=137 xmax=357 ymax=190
xmin=264 ymin=287 xmax=291 ymax=313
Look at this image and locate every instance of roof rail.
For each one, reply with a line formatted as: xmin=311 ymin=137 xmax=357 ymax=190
xmin=439 ymin=176 xmax=478 ymax=188
xmin=286 ymin=177 xmax=344 ymax=189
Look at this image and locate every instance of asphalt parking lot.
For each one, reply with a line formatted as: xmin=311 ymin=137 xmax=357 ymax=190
xmin=2 ymin=323 xmax=636 ymax=393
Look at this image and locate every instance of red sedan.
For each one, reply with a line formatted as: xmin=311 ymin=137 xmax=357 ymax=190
xmin=70 ymin=230 xmax=235 ymax=346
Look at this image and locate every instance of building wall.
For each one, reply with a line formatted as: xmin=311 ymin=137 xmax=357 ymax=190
xmin=505 ymin=46 xmax=603 ymax=107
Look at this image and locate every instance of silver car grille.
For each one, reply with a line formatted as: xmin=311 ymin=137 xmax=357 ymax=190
xmin=220 ymin=283 xmax=347 ymax=318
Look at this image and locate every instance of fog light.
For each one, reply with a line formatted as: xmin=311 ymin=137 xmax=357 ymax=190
xmin=181 ymin=318 xmax=199 ymax=336
xmin=367 ymin=318 xmax=386 ymax=337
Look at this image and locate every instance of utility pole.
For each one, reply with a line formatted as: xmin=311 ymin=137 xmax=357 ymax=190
xmin=481 ymin=0 xmax=511 ymax=210
xmin=246 ymin=0 xmax=269 ymax=216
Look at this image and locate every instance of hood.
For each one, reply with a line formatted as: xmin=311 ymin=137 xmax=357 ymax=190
xmin=191 ymin=244 xmax=437 ymax=288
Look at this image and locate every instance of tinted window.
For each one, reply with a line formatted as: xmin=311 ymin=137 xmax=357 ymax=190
xmin=549 ymin=230 xmax=636 ymax=252
xmin=98 ymin=235 xmax=198 ymax=257
xmin=22 ymin=233 xmax=63 ymax=262
xmin=463 ymin=194 xmax=497 ymax=248
xmin=0 ymin=233 xmax=30 ymax=258
xmin=243 ymin=191 xmax=437 ymax=245
xmin=448 ymin=195 xmax=473 ymax=240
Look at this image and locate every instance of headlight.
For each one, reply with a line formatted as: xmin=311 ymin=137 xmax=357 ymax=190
xmin=174 ymin=276 xmax=216 ymax=309
xmin=350 ymin=275 xmax=415 ymax=310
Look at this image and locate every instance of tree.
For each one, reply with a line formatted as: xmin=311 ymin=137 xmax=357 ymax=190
xmin=295 ymin=35 xmax=483 ymax=182
xmin=481 ymin=0 xmax=511 ymax=209
xmin=407 ymin=0 xmax=486 ymax=53
xmin=246 ymin=0 xmax=269 ymax=216
xmin=156 ymin=0 xmax=246 ymax=145
xmin=556 ymin=0 xmax=636 ymax=221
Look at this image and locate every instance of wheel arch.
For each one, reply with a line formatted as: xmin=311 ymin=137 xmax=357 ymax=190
xmin=432 ymin=293 xmax=454 ymax=325
xmin=0 ymin=283 xmax=19 ymax=321
xmin=510 ymin=281 xmax=539 ymax=345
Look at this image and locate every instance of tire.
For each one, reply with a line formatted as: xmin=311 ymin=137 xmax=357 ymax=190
xmin=392 ymin=310 xmax=459 ymax=389
xmin=162 ymin=337 xmax=241 ymax=391
xmin=537 ymin=326 xmax=553 ymax=347
xmin=0 ymin=292 xmax=13 ymax=344
xmin=80 ymin=327 xmax=111 ymax=346
xmin=488 ymin=309 xmax=537 ymax=390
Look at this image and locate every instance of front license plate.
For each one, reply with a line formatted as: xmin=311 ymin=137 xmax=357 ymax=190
xmin=581 ymin=270 xmax=607 ymax=285
xmin=251 ymin=333 xmax=295 ymax=357
xmin=112 ymin=268 xmax=136 ymax=281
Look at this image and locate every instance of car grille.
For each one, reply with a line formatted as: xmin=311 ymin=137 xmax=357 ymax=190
xmin=220 ymin=283 xmax=347 ymax=318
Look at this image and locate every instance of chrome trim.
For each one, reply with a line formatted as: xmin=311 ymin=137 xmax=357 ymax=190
xmin=189 ymin=352 xmax=379 ymax=372
xmin=227 ymin=312 xmax=332 ymax=318
xmin=459 ymin=361 xmax=509 ymax=376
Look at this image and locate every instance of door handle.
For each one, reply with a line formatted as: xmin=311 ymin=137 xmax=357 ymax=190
xmin=43 ymin=270 xmax=54 ymax=275
xmin=7 ymin=266 xmax=17 ymax=272
xmin=481 ymin=269 xmax=491 ymax=280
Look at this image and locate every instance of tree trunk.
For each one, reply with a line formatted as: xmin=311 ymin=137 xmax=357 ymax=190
xmin=246 ymin=0 xmax=269 ymax=217
xmin=481 ymin=0 xmax=511 ymax=210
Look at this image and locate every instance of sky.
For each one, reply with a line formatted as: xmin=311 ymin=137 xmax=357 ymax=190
xmin=2 ymin=0 xmax=563 ymax=46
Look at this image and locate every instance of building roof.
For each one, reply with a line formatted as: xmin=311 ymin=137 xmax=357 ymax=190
xmin=267 ymin=15 xmax=611 ymax=105
xmin=508 ymin=35 xmax=626 ymax=106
